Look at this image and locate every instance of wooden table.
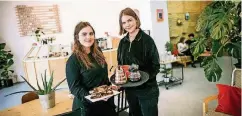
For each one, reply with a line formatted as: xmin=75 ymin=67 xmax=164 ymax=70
xmin=0 ymin=91 xmax=73 ymax=116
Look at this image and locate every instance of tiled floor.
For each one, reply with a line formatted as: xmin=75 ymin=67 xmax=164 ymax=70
xmin=0 ymin=56 xmax=235 ymax=116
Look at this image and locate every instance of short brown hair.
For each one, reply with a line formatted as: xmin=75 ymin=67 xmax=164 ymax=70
xmin=119 ymin=7 xmax=141 ymax=35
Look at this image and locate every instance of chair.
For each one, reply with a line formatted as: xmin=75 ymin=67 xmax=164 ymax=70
xmin=115 ymin=89 xmax=129 ymax=116
xmin=202 ymin=68 xmax=241 ymax=116
xmin=21 ymin=92 xmax=39 ymax=104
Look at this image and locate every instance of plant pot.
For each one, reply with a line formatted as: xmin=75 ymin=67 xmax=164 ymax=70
xmin=4 ymin=79 xmax=13 ymax=87
xmin=39 ymin=92 xmax=55 ymax=109
xmin=164 ymin=77 xmax=169 ymax=83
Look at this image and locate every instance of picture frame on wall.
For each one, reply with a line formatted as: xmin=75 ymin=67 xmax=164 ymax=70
xmin=143 ymin=30 xmax=150 ymax=35
xmin=156 ymin=9 xmax=163 ymax=22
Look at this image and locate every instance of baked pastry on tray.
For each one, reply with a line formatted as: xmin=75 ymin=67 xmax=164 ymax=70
xmin=90 ymin=85 xmax=113 ymax=99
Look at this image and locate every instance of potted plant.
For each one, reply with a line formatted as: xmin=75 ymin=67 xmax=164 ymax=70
xmin=5 ymin=70 xmax=66 ymax=109
xmin=0 ymin=43 xmax=14 ymax=87
xmin=165 ymin=41 xmax=173 ymax=53
xmin=31 ymin=27 xmax=45 ymax=45
xmin=160 ymin=65 xmax=172 ymax=83
xmin=191 ymin=1 xmax=241 ymax=82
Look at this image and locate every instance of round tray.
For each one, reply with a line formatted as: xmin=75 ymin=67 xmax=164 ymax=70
xmin=110 ymin=71 xmax=149 ymax=87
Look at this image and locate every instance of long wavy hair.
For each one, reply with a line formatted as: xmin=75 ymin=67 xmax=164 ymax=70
xmin=73 ymin=21 xmax=106 ymax=69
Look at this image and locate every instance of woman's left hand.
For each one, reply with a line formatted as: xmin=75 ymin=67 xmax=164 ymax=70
xmin=102 ymin=96 xmax=112 ymax=101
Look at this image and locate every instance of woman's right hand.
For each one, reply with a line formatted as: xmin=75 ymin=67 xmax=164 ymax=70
xmin=111 ymin=84 xmax=120 ymax=91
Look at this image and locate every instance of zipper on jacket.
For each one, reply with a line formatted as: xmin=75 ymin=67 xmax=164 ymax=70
xmin=128 ymin=42 xmax=132 ymax=52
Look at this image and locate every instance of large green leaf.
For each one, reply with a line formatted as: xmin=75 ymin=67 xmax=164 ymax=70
xmin=7 ymin=59 xmax=14 ymax=66
xmin=0 ymin=43 xmax=6 ymax=50
xmin=208 ymin=9 xmax=233 ymax=40
xmin=6 ymin=53 xmax=13 ymax=59
xmin=225 ymin=41 xmax=241 ymax=59
xmin=212 ymin=40 xmax=224 ymax=57
xmin=191 ymin=36 xmax=207 ymax=60
xmin=202 ymin=56 xmax=222 ymax=82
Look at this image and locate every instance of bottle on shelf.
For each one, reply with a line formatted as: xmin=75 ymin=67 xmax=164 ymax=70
xmin=105 ymin=32 xmax=113 ymax=49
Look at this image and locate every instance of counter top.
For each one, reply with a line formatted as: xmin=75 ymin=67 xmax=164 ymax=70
xmin=23 ymin=48 xmax=118 ymax=62
xmin=0 ymin=90 xmax=72 ymax=116
xmin=102 ymin=48 xmax=117 ymax=52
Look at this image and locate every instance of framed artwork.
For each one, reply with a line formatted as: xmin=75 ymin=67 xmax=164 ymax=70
xmin=156 ymin=9 xmax=164 ymax=22
xmin=143 ymin=30 xmax=150 ymax=35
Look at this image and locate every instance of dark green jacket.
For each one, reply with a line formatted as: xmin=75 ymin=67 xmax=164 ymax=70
xmin=117 ymin=29 xmax=160 ymax=93
xmin=66 ymin=53 xmax=110 ymax=115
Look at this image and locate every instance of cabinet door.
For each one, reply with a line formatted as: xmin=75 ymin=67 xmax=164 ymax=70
xmin=49 ymin=59 xmax=67 ymax=86
xmin=111 ymin=50 xmax=118 ymax=67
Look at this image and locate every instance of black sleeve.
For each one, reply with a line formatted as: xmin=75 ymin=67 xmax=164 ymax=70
xmin=66 ymin=55 xmax=89 ymax=101
xmin=147 ymin=39 xmax=160 ymax=79
xmin=117 ymin=39 xmax=123 ymax=65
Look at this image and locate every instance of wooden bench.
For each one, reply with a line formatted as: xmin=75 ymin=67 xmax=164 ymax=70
xmin=176 ymin=56 xmax=192 ymax=67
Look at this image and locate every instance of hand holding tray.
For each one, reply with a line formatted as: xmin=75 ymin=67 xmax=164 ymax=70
xmin=85 ymin=90 xmax=120 ymax=102
xmin=110 ymin=71 xmax=149 ymax=87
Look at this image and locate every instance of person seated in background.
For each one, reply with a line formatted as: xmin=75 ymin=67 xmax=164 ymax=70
xmin=185 ymin=33 xmax=196 ymax=45
xmin=177 ymin=37 xmax=196 ymax=68
xmin=177 ymin=37 xmax=188 ymax=55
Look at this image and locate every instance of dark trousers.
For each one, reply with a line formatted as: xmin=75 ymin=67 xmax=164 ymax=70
xmin=181 ymin=49 xmax=195 ymax=63
xmin=125 ymin=86 xmax=159 ymax=116
xmin=87 ymin=97 xmax=117 ymax=116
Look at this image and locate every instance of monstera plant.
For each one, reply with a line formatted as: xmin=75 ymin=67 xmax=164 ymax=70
xmin=191 ymin=1 xmax=241 ymax=82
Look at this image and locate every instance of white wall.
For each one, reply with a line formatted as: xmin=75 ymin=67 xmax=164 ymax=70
xmin=150 ymin=1 xmax=170 ymax=54
xmin=0 ymin=0 xmax=169 ymax=81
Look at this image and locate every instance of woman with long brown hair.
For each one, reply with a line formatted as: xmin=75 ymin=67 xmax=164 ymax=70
xmin=66 ymin=21 xmax=116 ymax=116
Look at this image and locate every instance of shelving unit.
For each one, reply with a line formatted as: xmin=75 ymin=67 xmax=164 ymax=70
xmin=158 ymin=60 xmax=184 ymax=90
xmin=23 ymin=44 xmax=72 ymax=88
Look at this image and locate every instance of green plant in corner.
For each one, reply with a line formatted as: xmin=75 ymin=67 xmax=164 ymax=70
xmin=0 ymin=43 xmax=14 ymax=80
xmin=191 ymin=1 xmax=241 ymax=82
xmin=5 ymin=70 xmax=66 ymax=96
xmin=165 ymin=41 xmax=173 ymax=52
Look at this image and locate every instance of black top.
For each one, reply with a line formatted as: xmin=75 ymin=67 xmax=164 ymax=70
xmin=117 ymin=29 xmax=160 ymax=90
xmin=66 ymin=53 xmax=110 ymax=114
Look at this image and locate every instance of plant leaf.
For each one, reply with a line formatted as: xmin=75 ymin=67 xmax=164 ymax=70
xmin=212 ymin=40 xmax=224 ymax=57
xmin=36 ymin=76 xmax=42 ymax=93
xmin=0 ymin=43 xmax=6 ymax=50
xmin=41 ymin=74 xmax=47 ymax=94
xmin=202 ymin=56 xmax=222 ymax=82
xmin=4 ymin=91 xmax=34 ymax=97
xmin=47 ymin=71 xmax=54 ymax=93
xmin=191 ymin=36 xmax=207 ymax=60
xmin=20 ymin=75 xmax=37 ymax=91
xmin=52 ymin=78 xmax=66 ymax=91
xmin=6 ymin=53 xmax=13 ymax=59
xmin=44 ymin=70 xmax=48 ymax=94
xmin=224 ymin=41 xmax=241 ymax=59
xmin=7 ymin=59 xmax=14 ymax=66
